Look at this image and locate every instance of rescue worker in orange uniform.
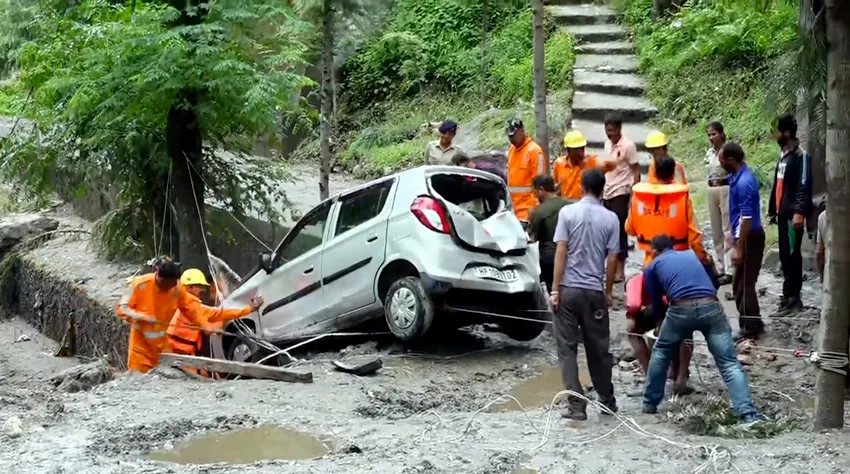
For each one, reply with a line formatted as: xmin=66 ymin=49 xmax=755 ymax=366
xmin=166 ymin=269 xmax=263 ymax=375
xmin=553 ymin=130 xmax=618 ymax=201
xmin=116 ymin=259 xmax=193 ymax=373
xmin=624 ymin=155 xmax=710 ymax=396
xmin=645 ymin=131 xmax=688 ymax=185
xmin=506 ymin=118 xmax=546 ymax=223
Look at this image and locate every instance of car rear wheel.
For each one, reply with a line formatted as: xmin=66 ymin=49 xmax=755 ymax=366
xmin=384 ymin=276 xmax=434 ymax=341
xmin=499 ymin=283 xmax=551 ymax=341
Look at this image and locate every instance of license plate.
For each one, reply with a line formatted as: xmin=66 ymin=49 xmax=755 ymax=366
xmin=473 ymin=267 xmax=519 ymax=282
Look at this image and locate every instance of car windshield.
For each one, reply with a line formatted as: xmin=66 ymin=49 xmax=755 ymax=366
xmin=429 ymin=173 xmax=508 ymax=221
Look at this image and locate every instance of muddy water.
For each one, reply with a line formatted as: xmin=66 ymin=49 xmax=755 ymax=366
xmin=493 ymin=365 xmax=591 ymax=412
xmin=148 ymin=426 xmax=333 ymax=465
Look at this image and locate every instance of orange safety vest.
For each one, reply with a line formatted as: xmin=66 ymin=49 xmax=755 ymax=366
xmin=647 ymin=160 xmax=688 ymax=185
xmin=507 ymin=138 xmax=545 ymax=221
xmin=166 ymin=309 xmax=202 ymax=355
xmin=630 ymin=182 xmax=690 ymax=252
xmin=553 ymin=155 xmax=599 ymax=201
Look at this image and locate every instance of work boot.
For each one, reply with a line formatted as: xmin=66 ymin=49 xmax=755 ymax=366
xmin=641 ymin=404 xmax=657 ymax=414
xmin=600 ymin=401 xmax=618 ymax=416
xmin=561 ymin=408 xmax=588 ymax=421
xmin=717 ymin=274 xmax=733 ymax=286
xmin=777 ymin=297 xmax=803 ymax=315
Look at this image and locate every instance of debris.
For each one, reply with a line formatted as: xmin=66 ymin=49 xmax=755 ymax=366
xmin=737 ymin=354 xmax=754 ymax=366
xmin=3 ymin=416 xmax=23 ymax=438
xmin=215 ymin=390 xmax=231 ymax=400
xmin=148 ymin=365 xmax=206 ymax=381
xmin=332 ymin=358 xmax=383 ymax=376
xmin=736 ymin=339 xmax=755 ymax=355
xmin=159 ymin=354 xmax=313 ymax=383
xmin=13 ymin=334 xmax=30 ymax=343
xmin=49 ymin=359 xmax=113 ymax=392
xmin=52 ymin=314 xmax=75 ymax=358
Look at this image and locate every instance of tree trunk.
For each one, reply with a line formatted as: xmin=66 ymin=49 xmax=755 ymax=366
xmin=801 ymin=0 xmax=828 ymax=198
xmin=167 ymin=90 xmax=207 ymax=270
xmin=652 ymin=0 xmax=684 ymax=18
xmin=318 ymin=0 xmax=334 ymax=201
xmin=480 ymin=0 xmax=488 ymax=108
xmin=532 ymin=0 xmax=549 ymax=170
xmin=814 ymin=0 xmax=850 ymax=431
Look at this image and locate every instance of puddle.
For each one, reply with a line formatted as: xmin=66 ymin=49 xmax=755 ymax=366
xmin=494 ymin=365 xmax=591 ymax=412
xmin=514 ymin=467 xmax=540 ymax=474
xmin=148 ymin=425 xmax=333 ymax=465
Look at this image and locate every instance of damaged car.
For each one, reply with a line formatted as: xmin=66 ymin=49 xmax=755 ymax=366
xmin=209 ymin=165 xmax=551 ymax=362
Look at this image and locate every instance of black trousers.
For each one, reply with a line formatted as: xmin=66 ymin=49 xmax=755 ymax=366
xmin=778 ymin=218 xmax=804 ymax=301
xmin=603 ymin=194 xmax=630 ymax=262
xmin=540 ymin=261 xmax=554 ymax=292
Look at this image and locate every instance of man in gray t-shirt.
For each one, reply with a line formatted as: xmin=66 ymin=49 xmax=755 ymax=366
xmin=550 ymin=168 xmax=620 ymax=420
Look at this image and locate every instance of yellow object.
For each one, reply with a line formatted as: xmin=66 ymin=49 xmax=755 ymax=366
xmin=645 ymin=131 xmax=669 ymax=149
xmin=629 ymin=182 xmax=690 ymax=253
xmin=563 ymin=130 xmax=587 ymax=149
xmin=180 ymin=268 xmax=210 ymax=287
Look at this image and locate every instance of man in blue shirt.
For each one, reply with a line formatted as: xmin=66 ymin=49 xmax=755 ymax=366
xmin=719 ymin=142 xmax=766 ymax=340
xmin=642 ymin=235 xmax=761 ymax=423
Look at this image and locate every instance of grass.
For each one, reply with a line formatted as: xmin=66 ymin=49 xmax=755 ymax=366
xmin=673 ymin=398 xmax=801 ymax=439
xmin=0 ymin=80 xmax=29 ymax=117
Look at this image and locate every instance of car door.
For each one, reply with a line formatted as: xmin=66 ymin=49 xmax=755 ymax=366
xmin=320 ymin=179 xmax=396 ymax=316
xmin=255 ymin=200 xmax=333 ymax=339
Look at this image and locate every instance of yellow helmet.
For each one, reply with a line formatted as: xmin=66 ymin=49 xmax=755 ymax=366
xmin=180 ymin=268 xmax=209 ymax=287
xmin=563 ymin=130 xmax=587 ymax=149
xmin=645 ymin=131 xmax=669 ymax=149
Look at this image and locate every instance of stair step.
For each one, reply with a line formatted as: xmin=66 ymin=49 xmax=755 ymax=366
xmin=575 ymin=54 xmax=638 ymax=73
xmin=574 ymin=71 xmax=645 ymax=96
xmin=586 ymin=147 xmax=652 ymax=174
xmin=560 ymin=24 xmax=628 ymax=43
xmin=576 ymin=41 xmax=635 ymax=55
xmin=573 ymin=91 xmax=657 ymax=122
xmin=546 ymin=5 xmax=615 ymax=25
xmin=569 ymin=119 xmax=657 ymax=152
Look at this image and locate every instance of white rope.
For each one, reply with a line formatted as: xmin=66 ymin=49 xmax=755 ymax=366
xmin=184 ymin=156 xmax=273 ymax=252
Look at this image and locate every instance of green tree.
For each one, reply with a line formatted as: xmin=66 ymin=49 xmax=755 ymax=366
xmin=0 ymin=0 xmax=309 ymax=267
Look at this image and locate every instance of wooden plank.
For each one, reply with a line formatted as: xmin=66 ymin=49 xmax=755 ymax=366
xmin=332 ymin=358 xmax=383 ymax=376
xmin=159 ymin=354 xmax=313 ymax=384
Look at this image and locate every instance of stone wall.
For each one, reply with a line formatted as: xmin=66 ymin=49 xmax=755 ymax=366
xmin=12 ymin=256 xmax=130 ymax=367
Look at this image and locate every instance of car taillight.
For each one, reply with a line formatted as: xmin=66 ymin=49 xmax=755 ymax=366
xmin=410 ymin=196 xmax=451 ymax=234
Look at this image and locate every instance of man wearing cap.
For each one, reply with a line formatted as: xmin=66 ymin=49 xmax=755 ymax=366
xmin=507 ymin=118 xmax=546 ymax=222
xmin=554 ymin=130 xmax=617 ymax=202
xmin=425 ymin=120 xmax=462 ymax=165
xmin=646 ymin=131 xmax=687 ymax=185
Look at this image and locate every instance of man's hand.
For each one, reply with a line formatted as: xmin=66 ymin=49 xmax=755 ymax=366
xmin=605 ymin=291 xmax=614 ymax=308
xmin=249 ymin=296 xmax=265 ymax=311
xmin=792 ymin=213 xmax=805 ymax=230
xmin=732 ymin=247 xmax=743 ymax=267
xmin=550 ymin=289 xmax=560 ymax=311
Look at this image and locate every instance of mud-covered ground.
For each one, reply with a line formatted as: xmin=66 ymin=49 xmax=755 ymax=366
xmin=2 ymin=208 xmax=849 ymax=474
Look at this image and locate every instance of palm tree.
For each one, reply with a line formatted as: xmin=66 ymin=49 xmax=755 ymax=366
xmin=813 ymin=0 xmax=850 ymax=430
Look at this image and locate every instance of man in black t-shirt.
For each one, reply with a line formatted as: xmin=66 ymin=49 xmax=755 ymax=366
xmin=529 ymin=175 xmax=569 ymax=291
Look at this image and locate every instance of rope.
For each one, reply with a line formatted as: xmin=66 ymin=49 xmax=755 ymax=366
xmin=184 ymin=156 xmax=273 ymax=252
xmin=811 ymin=350 xmax=849 ymax=376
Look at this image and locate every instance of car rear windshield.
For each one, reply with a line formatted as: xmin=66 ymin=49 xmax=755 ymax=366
xmin=429 ymin=173 xmax=508 ymax=221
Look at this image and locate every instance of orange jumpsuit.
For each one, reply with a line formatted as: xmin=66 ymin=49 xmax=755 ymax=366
xmin=507 ymin=137 xmax=545 ymax=221
xmin=165 ymin=293 xmax=253 ymax=357
xmin=116 ymin=273 xmax=194 ymax=373
xmin=553 ymin=155 xmax=618 ymax=200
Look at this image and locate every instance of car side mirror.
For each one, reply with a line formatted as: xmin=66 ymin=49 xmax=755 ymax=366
xmin=260 ymin=253 xmax=274 ymax=274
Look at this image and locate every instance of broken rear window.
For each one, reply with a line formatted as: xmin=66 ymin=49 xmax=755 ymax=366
xmin=429 ymin=173 xmax=508 ymax=221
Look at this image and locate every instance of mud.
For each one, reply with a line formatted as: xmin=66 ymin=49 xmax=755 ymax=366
xmin=2 ymin=206 xmax=850 ymax=473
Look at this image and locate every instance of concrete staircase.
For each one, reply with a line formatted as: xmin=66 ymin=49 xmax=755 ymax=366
xmin=547 ymin=0 xmax=654 ymax=173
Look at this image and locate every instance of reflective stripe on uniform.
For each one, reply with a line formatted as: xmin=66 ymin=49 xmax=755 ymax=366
xmin=119 ymin=303 xmax=154 ymax=323
xmin=143 ymin=330 xmax=167 ymax=339
xmin=509 ymin=186 xmax=533 ymax=193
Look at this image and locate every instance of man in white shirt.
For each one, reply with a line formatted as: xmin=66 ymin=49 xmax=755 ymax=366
xmin=704 ymin=121 xmax=733 ymax=285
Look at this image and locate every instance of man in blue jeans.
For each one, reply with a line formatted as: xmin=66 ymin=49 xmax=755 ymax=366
xmin=642 ymin=235 xmax=761 ymax=423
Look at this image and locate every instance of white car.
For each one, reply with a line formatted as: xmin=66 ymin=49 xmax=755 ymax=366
xmin=210 ymin=165 xmax=551 ymax=362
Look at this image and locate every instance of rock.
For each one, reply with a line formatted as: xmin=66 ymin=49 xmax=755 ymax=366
xmin=737 ymin=354 xmax=754 ymax=366
xmin=13 ymin=334 xmax=30 ymax=343
xmin=49 ymin=359 xmax=112 ymax=392
xmin=0 ymin=213 xmax=59 ymax=253
xmin=3 ymin=416 xmax=23 ymax=438
xmin=736 ymin=339 xmax=755 ymax=355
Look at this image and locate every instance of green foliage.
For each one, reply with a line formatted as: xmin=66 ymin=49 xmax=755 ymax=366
xmin=0 ymin=0 xmax=37 ymax=78
xmin=339 ymin=0 xmax=532 ymax=109
xmin=614 ymin=0 xmax=799 ymax=186
xmin=0 ymin=0 xmax=308 ymax=258
xmin=673 ymin=398 xmax=801 ymax=439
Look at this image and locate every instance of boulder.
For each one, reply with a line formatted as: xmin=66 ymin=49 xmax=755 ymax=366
xmin=49 ymin=359 xmax=113 ymax=393
xmin=0 ymin=213 xmax=60 ymax=254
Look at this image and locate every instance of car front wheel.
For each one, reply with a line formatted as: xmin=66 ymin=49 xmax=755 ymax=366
xmin=384 ymin=276 xmax=434 ymax=341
